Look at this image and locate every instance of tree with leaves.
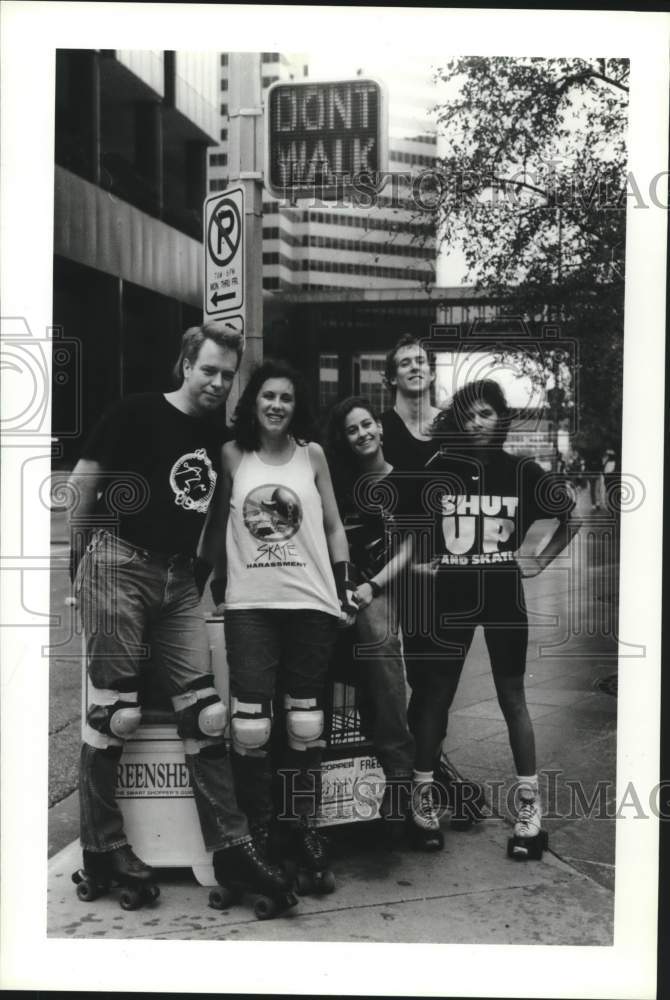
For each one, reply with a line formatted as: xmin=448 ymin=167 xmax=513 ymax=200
xmin=426 ymin=56 xmax=629 ymax=455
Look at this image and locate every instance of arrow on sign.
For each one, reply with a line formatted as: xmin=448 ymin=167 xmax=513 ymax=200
xmin=210 ymin=291 xmax=236 ymax=306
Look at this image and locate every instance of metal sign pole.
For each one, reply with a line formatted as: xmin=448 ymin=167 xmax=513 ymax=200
xmin=227 ymin=52 xmax=264 ymax=412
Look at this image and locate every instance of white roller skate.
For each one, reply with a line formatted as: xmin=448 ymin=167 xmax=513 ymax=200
xmin=407 ymin=781 xmax=444 ymax=852
xmin=507 ymin=783 xmax=548 ymax=861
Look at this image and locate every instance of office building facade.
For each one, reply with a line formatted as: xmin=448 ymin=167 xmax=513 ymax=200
xmin=53 ymin=48 xmax=219 ymax=463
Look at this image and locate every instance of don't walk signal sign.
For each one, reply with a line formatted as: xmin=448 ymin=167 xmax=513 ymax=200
xmin=265 ymin=78 xmax=388 ymax=200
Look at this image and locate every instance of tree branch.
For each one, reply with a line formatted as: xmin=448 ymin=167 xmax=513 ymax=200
xmin=554 ymin=69 xmax=629 ymax=94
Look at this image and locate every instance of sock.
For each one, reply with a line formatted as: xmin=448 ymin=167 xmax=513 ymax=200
xmin=516 ymin=774 xmax=539 ymax=797
xmin=413 ymin=769 xmax=433 ymax=785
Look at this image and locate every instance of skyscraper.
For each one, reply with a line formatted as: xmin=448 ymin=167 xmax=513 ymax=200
xmin=207 ymin=52 xmax=437 ymax=293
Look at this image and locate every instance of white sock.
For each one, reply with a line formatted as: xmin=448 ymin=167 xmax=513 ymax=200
xmin=516 ymin=774 xmax=539 ymax=796
xmin=413 ymin=769 xmax=433 ymax=785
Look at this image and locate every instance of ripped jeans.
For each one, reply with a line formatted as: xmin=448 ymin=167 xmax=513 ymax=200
xmin=77 ymin=530 xmax=249 ymax=853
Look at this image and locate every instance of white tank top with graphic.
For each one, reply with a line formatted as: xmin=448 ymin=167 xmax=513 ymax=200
xmin=225 ymin=443 xmax=340 ymax=616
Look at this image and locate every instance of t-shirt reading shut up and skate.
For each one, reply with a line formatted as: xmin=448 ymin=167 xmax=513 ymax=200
xmin=420 ymin=448 xmax=575 ymax=570
xmin=81 ymin=393 xmax=227 ymax=555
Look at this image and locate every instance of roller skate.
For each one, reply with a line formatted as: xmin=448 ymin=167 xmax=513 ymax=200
xmin=434 ymin=754 xmax=487 ymax=830
xmin=71 ymin=844 xmax=160 ymax=910
xmin=249 ymin=819 xmax=274 ymax=863
xmin=507 ymin=784 xmax=548 ymax=861
xmin=209 ymin=839 xmax=298 ymax=920
xmin=406 ymin=780 xmax=444 ymax=852
xmin=285 ymin=816 xmax=336 ymax=895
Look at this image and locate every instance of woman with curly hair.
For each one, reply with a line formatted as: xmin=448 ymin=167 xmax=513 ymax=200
xmin=207 ymin=359 xmax=357 ymax=893
xmin=326 ymin=396 xmax=441 ymax=850
xmin=404 ymin=378 xmax=578 ymax=859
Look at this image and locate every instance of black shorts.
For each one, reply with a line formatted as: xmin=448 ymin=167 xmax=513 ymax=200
xmin=402 ymin=566 xmax=528 ymax=679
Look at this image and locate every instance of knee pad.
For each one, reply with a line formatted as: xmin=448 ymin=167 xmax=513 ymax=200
xmin=285 ymin=695 xmax=324 ymax=751
xmin=230 ymin=697 xmax=272 ymax=757
xmin=173 ymin=675 xmax=228 ymax=753
xmin=85 ymin=685 xmax=142 ymax=749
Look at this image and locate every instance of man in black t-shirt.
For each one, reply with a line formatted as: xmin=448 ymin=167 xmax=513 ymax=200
xmin=380 ymin=334 xmax=441 ymax=472
xmin=68 ymin=324 xmax=295 ymax=911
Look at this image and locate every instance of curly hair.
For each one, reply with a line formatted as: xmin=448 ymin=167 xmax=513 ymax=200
xmin=232 ymin=359 xmax=317 ymax=451
xmin=325 ymin=395 xmax=380 ymax=499
xmin=432 ymin=379 xmax=512 ymax=445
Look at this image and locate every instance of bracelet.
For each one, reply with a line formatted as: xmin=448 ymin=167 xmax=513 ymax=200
xmin=367 ymin=578 xmax=383 ymax=598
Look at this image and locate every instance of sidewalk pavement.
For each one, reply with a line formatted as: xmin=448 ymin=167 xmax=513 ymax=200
xmin=47 ymin=492 xmax=617 ymax=944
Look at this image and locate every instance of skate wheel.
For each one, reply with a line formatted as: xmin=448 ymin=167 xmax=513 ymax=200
xmin=75 ymin=879 xmax=98 ymax=902
xmin=144 ymin=884 xmax=160 ymax=903
xmin=508 ymin=838 xmax=529 ymax=861
xmin=119 ymin=887 xmax=142 ymax=910
xmin=315 ymin=870 xmax=336 ymax=895
xmin=209 ymin=886 xmax=236 ymax=910
xmin=294 ymin=870 xmax=312 ymax=896
xmin=253 ymin=895 xmax=278 ymax=920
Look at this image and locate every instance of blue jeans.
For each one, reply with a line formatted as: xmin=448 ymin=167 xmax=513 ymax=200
xmin=76 ymin=530 xmax=250 ymax=853
xmin=354 ymin=592 xmax=415 ymax=781
xmin=224 ymin=609 xmax=337 ymax=824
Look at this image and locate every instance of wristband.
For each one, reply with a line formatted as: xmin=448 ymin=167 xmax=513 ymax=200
xmin=333 ymin=561 xmax=358 ymax=616
xmin=367 ymin=578 xmax=383 ymax=598
xmin=210 ymin=578 xmax=227 ymax=607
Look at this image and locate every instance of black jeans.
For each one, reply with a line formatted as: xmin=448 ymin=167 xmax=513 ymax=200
xmin=224 ymin=608 xmax=337 ymax=824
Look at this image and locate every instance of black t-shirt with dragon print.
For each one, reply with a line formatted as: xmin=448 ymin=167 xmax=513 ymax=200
xmin=81 ymin=393 xmax=228 ymax=555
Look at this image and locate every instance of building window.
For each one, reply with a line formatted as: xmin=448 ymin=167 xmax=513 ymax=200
xmin=263 ymin=276 xmax=280 ymax=289
xmin=319 ymin=354 xmax=340 ymax=412
xmin=210 ymin=153 xmax=228 ymax=167
xmin=219 ymin=129 xmax=228 ymax=142
xmin=220 ymin=79 xmax=228 ymax=91
xmin=220 ymin=54 xmax=229 ymax=67
xmin=357 ymin=355 xmax=391 ymax=414
xmin=220 ymin=104 xmax=228 ymax=117
xmin=262 ymin=52 xmax=279 ymax=63
xmin=209 ymin=178 xmax=229 ymax=192
xmin=262 ymin=75 xmax=278 ymax=89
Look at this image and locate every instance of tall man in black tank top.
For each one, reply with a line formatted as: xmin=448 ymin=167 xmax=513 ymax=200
xmin=380 ymin=334 xmax=486 ymax=845
xmin=67 ymin=323 xmax=295 ymax=913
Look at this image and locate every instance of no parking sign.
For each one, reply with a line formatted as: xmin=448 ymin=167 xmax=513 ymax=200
xmin=203 ymin=186 xmax=245 ymax=334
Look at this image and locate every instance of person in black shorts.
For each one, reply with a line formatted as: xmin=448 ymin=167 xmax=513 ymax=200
xmin=403 ymin=379 xmax=577 ymax=856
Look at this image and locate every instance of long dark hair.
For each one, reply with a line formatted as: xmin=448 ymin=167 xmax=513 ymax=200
xmin=232 ymin=359 xmax=317 ymax=452
xmin=432 ymin=379 xmax=512 ymax=446
xmin=325 ymin=395 xmax=380 ymax=502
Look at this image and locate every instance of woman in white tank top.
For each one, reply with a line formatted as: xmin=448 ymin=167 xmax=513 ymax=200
xmin=207 ymin=360 xmax=357 ymax=892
